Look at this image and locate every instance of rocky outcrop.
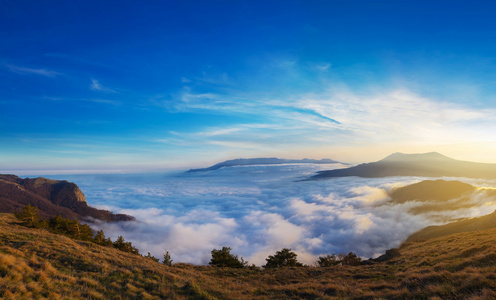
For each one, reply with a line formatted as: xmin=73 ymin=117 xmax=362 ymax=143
xmin=0 ymin=174 xmax=134 ymax=222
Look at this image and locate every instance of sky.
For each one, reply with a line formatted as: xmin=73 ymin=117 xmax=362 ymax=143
xmin=2 ymin=0 xmax=496 ymax=173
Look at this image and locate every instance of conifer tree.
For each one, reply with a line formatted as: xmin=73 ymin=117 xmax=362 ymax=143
xmin=79 ymin=224 xmax=94 ymax=241
xmin=163 ymin=251 xmax=173 ymax=266
xmin=49 ymin=215 xmax=69 ymax=234
xmin=15 ymin=204 xmax=39 ymax=227
xmin=94 ymin=230 xmax=106 ymax=245
xmin=68 ymin=220 xmax=81 ymax=239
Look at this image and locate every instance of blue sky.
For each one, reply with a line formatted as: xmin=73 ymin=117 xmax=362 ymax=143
xmin=2 ymin=0 xmax=496 ymax=172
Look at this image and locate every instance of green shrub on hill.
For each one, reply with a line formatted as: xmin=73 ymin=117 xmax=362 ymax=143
xmin=14 ymin=204 xmax=40 ymax=227
xmin=263 ymin=248 xmax=303 ymax=268
xmin=209 ymin=247 xmax=247 ymax=268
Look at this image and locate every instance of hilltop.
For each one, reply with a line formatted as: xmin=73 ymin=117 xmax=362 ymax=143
xmin=387 ymin=179 xmax=496 ymax=215
xmin=312 ymin=152 xmax=496 ymax=179
xmin=0 ymin=174 xmax=134 ymax=222
xmin=407 ymin=209 xmax=496 ymax=242
xmin=188 ymin=157 xmax=343 ymax=172
xmin=1 ymin=212 xmax=496 ymax=298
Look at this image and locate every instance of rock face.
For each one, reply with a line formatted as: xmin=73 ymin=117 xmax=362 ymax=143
xmin=0 ymin=174 xmax=134 ymax=222
xmin=311 ymin=152 xmax=496 ymax=180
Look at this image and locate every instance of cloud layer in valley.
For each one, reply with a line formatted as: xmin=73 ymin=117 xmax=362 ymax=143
xmin=53 ymin=164 xmax=496 ymax=266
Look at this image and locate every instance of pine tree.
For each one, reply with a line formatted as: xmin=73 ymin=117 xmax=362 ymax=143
xmin=49 ymin=215 xmax=70 ymax=234
xmin=113 ymin=235 xmax=126 ymax=250
xmin=113 ymin=235 xmax=140 ymax=255
xmin=15 ymin=204 xmax=39 ymax=227
xmin=163 ymin=251 xmax=173 ymax=266
xmin=68 ymin=220 xmax=81 ymax=239
xmin=94 ymin=230 xmax=106 ymax=245
xmin=79 ymin=224 xmax=94 ymax=241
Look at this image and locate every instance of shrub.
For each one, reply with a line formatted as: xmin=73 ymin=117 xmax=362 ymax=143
xmin=15 ymin=204 xmax=39 ymax=227
xmin=317 ymin=254 xmax=340 ymax=267
xmin=209 ymin=247 xmax=246 ymax=268
xmin=263 ymin=248 xmax=303 ymax=268
xmin=113 ymin=236 xmax=140 ymax=255
xmin=144 ymin=252 xmax=160 ymax=262
xmin=340 ymin=252 xmax=362 ymax=266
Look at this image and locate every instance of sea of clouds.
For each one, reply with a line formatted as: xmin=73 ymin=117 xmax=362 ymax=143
xmin=50 ymin=164 xmax=496 ymax=266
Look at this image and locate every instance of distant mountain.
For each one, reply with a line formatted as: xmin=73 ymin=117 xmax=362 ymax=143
xmin=0 ymin=174 xmax=134 ymax=222
xmin=188 ymin=157 xmax=344 ymax=172
xmin=311 ymin=152 xmax=496 ymax=179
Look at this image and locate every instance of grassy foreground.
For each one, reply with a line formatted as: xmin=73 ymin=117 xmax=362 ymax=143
xmin=1 ymin=213 xmax=496 ymax=299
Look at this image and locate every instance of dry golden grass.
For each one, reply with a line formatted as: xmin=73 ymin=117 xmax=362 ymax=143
xmin=2 ymin=212 xmax=496 ymax=299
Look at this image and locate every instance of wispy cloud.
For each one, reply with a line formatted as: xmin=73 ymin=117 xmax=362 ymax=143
xmin=90 ymin=79 xmax=117 ymax=93
xmin=43 ymin=96 xmax=121 ymax=106
xmin=165 ymin=85 xmax=496 ymax=161
xmin=311 ymin=62 xmax=331 ymax=71
xmin=6 ymin=64 xmax=60 ymax=77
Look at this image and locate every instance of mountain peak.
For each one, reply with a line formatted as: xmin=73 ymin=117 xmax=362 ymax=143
xmin=381 ymin=152 xmax=452 ymax=162
xmin=311 ymin=151 xmax=496 ymax=179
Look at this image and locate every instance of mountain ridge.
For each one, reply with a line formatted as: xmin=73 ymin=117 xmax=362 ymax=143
xmin=188 ymin=157 xmax=344 ymax=172
xmin=311 ymin=152 xmax=496 ymax=179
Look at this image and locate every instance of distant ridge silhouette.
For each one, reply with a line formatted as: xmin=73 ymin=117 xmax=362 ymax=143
xmin=311 ymin=152 xmax=496 ymax=179
xmin=188 ymin=157 xmax=343 ymax=172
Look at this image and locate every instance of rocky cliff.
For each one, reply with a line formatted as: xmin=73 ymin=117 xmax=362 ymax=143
xmin=0 ymin=174 xmax=134 ymax=222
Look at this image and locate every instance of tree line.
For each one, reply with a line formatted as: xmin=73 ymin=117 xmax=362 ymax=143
xmin=15 ymin=204 xmax=173 ymax=264
xmin=209 ymin=246 xmax=362 ymax=269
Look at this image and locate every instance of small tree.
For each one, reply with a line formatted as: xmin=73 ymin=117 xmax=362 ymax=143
xmin=340 ymin=252 xmax=362 ymax=266
xmin=79 ymin=224 xmax=94 ymax=241
xmin=15 ymin=204 xmax=39 ymax=227
xmin=144 ymin=252 xmax=160 ymax=262
xmin=94 ymin=230 xmax=108 ymax=245
xmin=49 ymin=215 xmax=70 ymax=234
xmin=263 ymin=248 xmax=303 ymax=268
xmin=68 ymin=220 xmax=81 ymax=239
xmin=209 ymin=247 xmax=246 ymax=268
xmin=317 ymin=254 xmax=340 ymax=267
xmin=113 ymin=235 xmax=140 ymax=255
xmin=163 ymin=251 xmax=173 ymax=266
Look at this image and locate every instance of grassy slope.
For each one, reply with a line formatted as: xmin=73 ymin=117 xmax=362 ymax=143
xmin=1 ymin=213 xmax=496 ymax=299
